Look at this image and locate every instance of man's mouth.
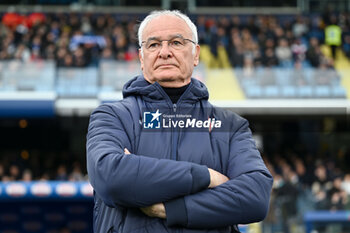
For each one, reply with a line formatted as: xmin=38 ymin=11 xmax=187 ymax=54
xmin=156 ymin=64 xmax=177 ymax=69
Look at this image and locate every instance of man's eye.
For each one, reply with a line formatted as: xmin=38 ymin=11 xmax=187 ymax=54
xmin=171 ymin=40 xmax=183 ymax=46
xmin=148 ymin=42 xmax=160 ymax=48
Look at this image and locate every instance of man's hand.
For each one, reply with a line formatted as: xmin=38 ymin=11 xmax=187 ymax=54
xmin=208 ymin=168 xmax=229 ymax=188
xmin=140 ymin=203 xmax=166 ymax=219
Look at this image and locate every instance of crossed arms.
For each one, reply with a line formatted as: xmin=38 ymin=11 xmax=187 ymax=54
xmin=122 ymin=148 xmax=229 ymax=219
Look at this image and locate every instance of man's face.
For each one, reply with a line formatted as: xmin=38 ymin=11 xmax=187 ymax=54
xmin=139 ymin=15 xmax=200 ymax=88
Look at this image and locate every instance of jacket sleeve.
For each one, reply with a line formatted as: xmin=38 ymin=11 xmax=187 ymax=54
xmin=164 ymin=119 xmax=273 ymax=228
xmin=86 ymin=104 xmax=210 ymax=208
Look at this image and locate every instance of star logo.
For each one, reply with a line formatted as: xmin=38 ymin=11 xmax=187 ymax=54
xmin=150 ymin=109 xmax=162 ymax=122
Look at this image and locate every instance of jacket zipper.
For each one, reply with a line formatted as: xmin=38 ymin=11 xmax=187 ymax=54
xmin=154 ymin=83 xmax=192 ymax=161
xmin=171 ymin=103 xmax=178 ymax=160
xmin=170 ymin=85 xmax=192 ymax=161
xmin=173 ymin=103 xmax=177 ymax=112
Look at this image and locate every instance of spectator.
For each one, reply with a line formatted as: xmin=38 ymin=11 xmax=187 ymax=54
xmin=325 ymin=15 xmax=342 ymax=60
xmin=62 ymin=53 xmax=74 ymax=67
xmin=277 ymin=169 xmax=299 ymax=233
xmin=242 ymin=56 xmax=255 ymax=78
xmin=72 ymin=46 xmax=87 ymax=67
xmin=56 ymin=164 xmax=68 ymax=180
xmin=306 ymin=37 xmax=322 ymax=67
xmin=262 ymin=47 xmax=279 ymax=67
xmin=69 ymin=162 xmax=84 ymax=181
xmin=43 ymin=43 xmax=56 ymax=60
xmin=56 ymin=47 xmax=69 ymax=67
xmin=9 ymin=164 xmax=21 ymax=181
xmin=327 ymin=176 xmax=348 ymax=210
xmin=100 ymin=47 xmax=114 ymax=60
xmin=196 ymin=15 xmax=207 ymax=44
xmin=14 ymin=43 xmax=31 ymax=62
xmin=292 ymin=15 xmax=308 ymax=38
xmin=342 ymin=173 xmax=350 ymax=195
xmin=0 ymin=163 xmax=4 ymax=181
xmin=343 ymin=34 xmax=350 ymax=58
xmin=293 ymin=157 xmax=307 ymax=184
xmin=81 ymin=16 xmax=92 ymax=35
xmin=114 ymin=34 xmax=128 ymax=60
xmin=291 ymin=38 xmax=307 ymax=62
xmin=312 ymin=163 xmax=331 ymax=210
xmin=275 ymin=38 xmax=292 ymax=67
xmin=0 ymin=33 xmax=15 ymax=59
xmin=30 ymin=35 xmax=43 ymax=58
xmin=22 ymin=169 xmax=33 ymax=181
xmin=228 ymin=29 xmax=244 ymax=67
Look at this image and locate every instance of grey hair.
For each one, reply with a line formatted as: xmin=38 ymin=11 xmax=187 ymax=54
xmin=138 ymin=10 xmax=198 ymax=55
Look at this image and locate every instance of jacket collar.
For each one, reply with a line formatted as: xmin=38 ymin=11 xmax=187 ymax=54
xmin=122 ymin=75 xmax=209 ymax=103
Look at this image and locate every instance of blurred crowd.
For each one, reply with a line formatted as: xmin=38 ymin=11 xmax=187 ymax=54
xmin=0 ymin=151 xmax=87 ymax=182
xmin=0 ymin=12 xmax=140 ymax=66
xmin=0 ymin=12 xmax=350 ymax=69
xmin=199 ymin=13 xmax=350 ymax=69
xmin=263 ymin=151 xmax=350 ymax=233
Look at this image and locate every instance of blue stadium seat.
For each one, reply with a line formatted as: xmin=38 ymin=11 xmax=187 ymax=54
xmin=100 ymin=86 xmax=114 ymax=92
xmin=241 ymin=78 xmax=257 ymax=89
xmin=281 ymin=85 xmax=297 ymax=98
xmin=35 ymin=85 xmax=51 ymax=91
xmin=331 ymin=86 xmax=347 ymax=98
xmin=2 ymin=86 xmax=16 ymax=91
xmin=86 ymin=86 xmax=98 ymax=96
xmin=297 ymin=85 xmax=313 ymax=98
xmin=264 ymin=85 xmax=279 ymax=98
xmin=303 ymin=69 xmax=314 ymax=85
xmin=275 ymin=69 xmax=290 ymax=86
xmin=314 ymin=85 xmax=331 ymax=98
xmin=245 ymin=85 xmax=263 ymax=98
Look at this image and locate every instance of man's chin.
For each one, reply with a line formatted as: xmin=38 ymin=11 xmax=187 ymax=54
xmin=153 ymin=73 xmax=178 ymax=83
xmin=156 ymin=77 xmax=189 ymax=88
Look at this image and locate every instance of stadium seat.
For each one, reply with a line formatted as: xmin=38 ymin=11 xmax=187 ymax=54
xmin=245 ymin=85 xmax=263 ymax=98
xmin=331 ymin=85 xmax=347 ymax=98
xmin=241 ymin=78 xmax=257 ymax=89
xmin=264 ymin=85 xmax=280 ymax=98
xmin=86 ymin=86 xmax=98 ymax=96
xmin=281 ymin=85 xmax=297 ymax=98
xmin=297 ymin=85 xmax=313 ymax=98
xmin=275 ymin=69 xmax=291 ymax=86
xmin=314 ymin=85 xmax=331 ymax=98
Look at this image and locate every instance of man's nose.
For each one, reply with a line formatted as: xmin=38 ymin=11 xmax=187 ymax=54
xmin=158 ymin=41 xmax=172 ymax=58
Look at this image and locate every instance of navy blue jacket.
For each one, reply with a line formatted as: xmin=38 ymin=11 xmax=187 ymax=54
xmin=86 ymin=75 xmax=273 ymax=233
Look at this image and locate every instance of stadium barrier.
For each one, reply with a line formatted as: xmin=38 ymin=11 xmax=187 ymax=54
xmin=304 ymin=210 xmax=350 ymax=233
xmin=0 ymin=181 xmax=93 ymax=233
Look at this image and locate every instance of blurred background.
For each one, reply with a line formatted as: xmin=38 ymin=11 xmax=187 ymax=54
xmin=0 ymin=0 xmax=350 ymax=232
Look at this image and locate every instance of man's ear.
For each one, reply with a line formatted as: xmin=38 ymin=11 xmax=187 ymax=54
xmin=194 ymin=45 xmax=200 ymax=66
xmin=139 ymin=49 xmax=144 ymax=70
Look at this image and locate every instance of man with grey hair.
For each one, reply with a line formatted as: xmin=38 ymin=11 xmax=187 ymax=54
xmin=87 ymin=10 xmax=273 ymax=233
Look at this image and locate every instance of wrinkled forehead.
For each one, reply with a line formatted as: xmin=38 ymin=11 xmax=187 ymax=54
xmin=142 ymin=15 xmax=192 ymax=41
